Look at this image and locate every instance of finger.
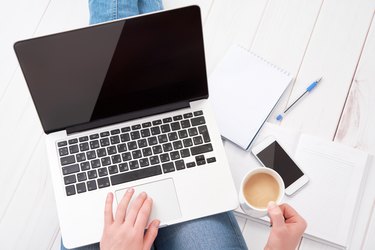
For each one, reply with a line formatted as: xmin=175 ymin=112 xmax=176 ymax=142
xmin=115 ymin=188 xmax=134 ymax=223
xmin=125 ymin=192 xmax=148 ymax=226
xmin=143 ymin=220 xmax=160 ymax=250
xmin=279 ymin=203 xmax=307 ymax=231
xmin=134 ymin=197 xmax=153 ymax=230
xmin=267 ymin=201 xmax=285 ymax=228
xmin=104 ymin=192 xmax=114 ymax=226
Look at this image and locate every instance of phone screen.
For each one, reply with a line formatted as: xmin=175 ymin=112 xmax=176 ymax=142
xmin=256 ymin=141 xmax=303 ymax=187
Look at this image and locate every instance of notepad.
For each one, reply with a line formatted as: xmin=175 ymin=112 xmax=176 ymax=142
xmin=209 ymin=45 xmax=292 ymax=150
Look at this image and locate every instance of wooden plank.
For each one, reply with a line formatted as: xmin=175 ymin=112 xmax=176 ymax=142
xmin=50 ymin=230 xmax=62 ymax=250
xmin=281 ymin=0 xmax=375 ymax=140
xmin=241 ymin=219 xmax=270 ymax=250
xmin=163 ymin=0 xmax=213 ymax=23
xmin=334 ymin=14 xmax=375 ymax=250
xmin=299 ymin=238 xmax=341 ymax=250
xmin=234 ymin=214 xmax=247 ymax=232
xmin=362 ymin=201 xmax=375 ymax=250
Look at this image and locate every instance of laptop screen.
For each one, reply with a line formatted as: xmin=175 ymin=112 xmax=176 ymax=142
xmin=14 ymin=6 xmax=207 ymax=133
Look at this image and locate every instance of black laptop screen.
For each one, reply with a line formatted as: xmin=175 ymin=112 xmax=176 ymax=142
xmin=14 ymin=6 xmax=207 ymax=133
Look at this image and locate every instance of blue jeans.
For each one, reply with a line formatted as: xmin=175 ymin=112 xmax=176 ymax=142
xmin=62 ymin=1 xmax=247 ymax=249
xmin=61 ymin=211 xmax=247 ymax=249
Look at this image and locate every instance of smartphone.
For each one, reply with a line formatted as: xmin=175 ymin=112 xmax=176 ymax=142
xmin=251 ymin=137 xmax=309 ymax=195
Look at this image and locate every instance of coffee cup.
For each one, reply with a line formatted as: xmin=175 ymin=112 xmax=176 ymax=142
xmin=239 ymin=168 xmax=284 ymax=218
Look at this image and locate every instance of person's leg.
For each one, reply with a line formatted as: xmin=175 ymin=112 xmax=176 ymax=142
xmin=60 ymin=240 xmax=99 ymax=250
xmin=138 ymin=0 xmax=163 ymax=14
xmin=153 ymin=211 xmax=248 ymax=250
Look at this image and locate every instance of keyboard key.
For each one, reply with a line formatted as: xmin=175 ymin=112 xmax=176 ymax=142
xmin=168 ymin=132 xmax=178 ymax=141
xmin=142 ymin=147 xmax=152 ymax=157
xmin=111 ymin=129 xmax=120 ymax=135
xmin=79 ymin=142 xmax=89 ymax=151
xmin=188 ymin=128 xmax=198 ymax=136
xmin=97 ymin=177 xmax=110 ymax=188
xmin=150 ymin=126 xmax=161 ymax=135
xmin=175 ymin=160 xmax=185 ymax=170
xmin=61 ymin=155 xmax=75 ymax=166
xmin=100 ymin=131 xmax=110 ymax=137
xmin=149 ymin=156 xmax=160 ymax=165
xmin=131 ymin=124 xmax=141 ymax=130
xmin=190 ymin=143 xmax=213 ymax=156
xmin=100 ymin=138 xmax=110 ymax=147
xmin=170 ymin=151 xmax=180 ymax=160
xmin=90 ymin=159 xmax=101 ymax=169
xmin=178 ymin=130 xmax=188 ymax=139
xmin=196 ymin=154 xmax=206 ymax=166
xmin=162 ymin=117 xmax=172 ymax=123
xmin=193 ymin=136 xmax=203 ymax=145
xmin=198 ymin=125 xmax=210 ymax=142
xmin=180 ymin=149 xmax=190 ymax=158
xmin=132 ymin=150 xmax=142 ymax=159
xmin=79 ymin=136 xmax=88 ymax=142
xmin=139 ymin=158 xmax=149 ymax=168
xmin=111 ymin=165 xmax=162 ymax=186
xmin=181 ymin=120 xmax=191 ymax=128
xmin=87 ymin=180 xmax=97 ymax=191
xmin=97 ymin=148 xmax=107 ymax=157
xmin=137 ymin=139 xmax=148 ymax=148
xmin=152 ymin=145 xmax=163 ymax=154
xmin=142 ymin=122 xmax=151 ymax=128
xmin=77 ymin=172 xmax=87 ymax=182
xmin=86 ymin=150 xmax=96 ymax=160
xmin=198 ymin=125 xmax=208 ymax=133
xmin=191 ymin=116 xmax=206 ymax=126
xmin=107 ymin=146 xmax=117 ymax=155
xmin=110 ymin=135 xmax=120 ymax=144
xmin=160 ymin=153 xmax=170 ymax=163
xmin=162 ymin=162 xmax=175 ymax=173
xmin=193 ymin=110 xmax=203 ymax=116
xmin=117 ymin=143 xmax=127 ymax=153
xmin=183 ymin=113 xmax=193 ymax=118
xmin=183 ymin=138 xmax=193 ymax=147
xmin=90 ymin=140 xmax=100 ymax=149
xmin=129 ymin=160 xmax=139 ymax=170
xmin=98 ymin=167 xmax=108 ymax=177
xmin=173 ymin=141 xmax=183 ymax=150
xmin=170 ymin=122 xmax=180 ymax=131
xmin=66 ymin=185 xmax=76 ymax=196
xmin=152 ymin=120 xmax=162 ymax=125
xmin=121 ymin=127 xmax=130 ymax=133
xmin=157 ymin=134 xmax=168 ymax=143
xmin=173 ymin=115 xmax=182 ymax=121
xmin=76 ymin=182 xmax=86 ymax=193
xmin=64 ymin=174 xmax=76 ymax=185
xmin=101 ymin=157 xmax=111 ymax=166
xmin=58 ymin=141 xmax=67 ymax=147
xmin=148 ymin=136 xmax=158 ymax=146
xmin=207 ymin=157 xmax=216 ymax=163
xmin=89 ymin=134 xmax=99 ymax=140
xmin=141 ymin=129 xmax=151 ymax=138
xmin=59 ymin=147 xmax=69 ymax=156
xmin=162 ymin=143 xmax=173 ymax=152
xmin=80 ymin=162 xmax=90 ymax=171
xmin=119 ymin=163 xmax=129 ymax=172
xmin=121 ymin=133 xmax=130 ymax=142
xmin=186 ymin=162 xmax=196 ymax=168
xmin=161 ymin=124 xmax=171 ymax=133
xmin=127 ymin=141 xmax=137 ymax=150
xmin=122 ymin=152 xmax=132 ymax=161
xmin=88 ymin=170 xmax=97 ymax=179
xmin=68 ymin=138 xmax=78 ymax=144
xmin=111 ymin=154 xmax=122 ymax=164
xmin=69 ymin=144 xmax=79 ymax=154
xmin=76 ymin=153 xmax=86 ymax=162
xmin=108 ymin=165 xmax=118 ymax=175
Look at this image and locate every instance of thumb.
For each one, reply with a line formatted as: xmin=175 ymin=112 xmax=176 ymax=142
xmin=267 ymin=201 xmax=285 ymax=228
xmin=143 ymin=220 xmax=160 ymax=250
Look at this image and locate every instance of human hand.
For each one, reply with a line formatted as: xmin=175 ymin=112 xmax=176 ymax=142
xmin=100 ymin=189 xmax=160 ymax=250
xmin=264 ymin=202 xmax=307 ymax=250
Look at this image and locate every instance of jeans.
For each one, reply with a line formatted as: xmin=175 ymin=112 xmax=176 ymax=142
xmin=61 ymin=211 xmax=248 ymax=250
xmin=62 ymin=1 xmax=248 ymax=249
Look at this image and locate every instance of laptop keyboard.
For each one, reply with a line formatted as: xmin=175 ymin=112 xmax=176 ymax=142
xmin=56 ymin=110 xmax=216 ymax=196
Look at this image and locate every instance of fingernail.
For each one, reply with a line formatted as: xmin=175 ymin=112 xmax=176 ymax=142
xmin=127 ymin=188 xmax=134 ymax=193
xmin=155 ymin=220 xmax=160 ymax=227
xmin=140 ymin=192 xmax=147 ymax=197
xmin=268 ymin=201 xmax=277 ymax=209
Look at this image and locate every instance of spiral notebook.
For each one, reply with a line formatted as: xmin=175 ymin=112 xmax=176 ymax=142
xmin=208 ymin=45 xmax=292 ymax=150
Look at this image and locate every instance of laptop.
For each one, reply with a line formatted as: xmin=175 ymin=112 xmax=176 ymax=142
xmin=14 ymin=6 xmax=238 ymax=248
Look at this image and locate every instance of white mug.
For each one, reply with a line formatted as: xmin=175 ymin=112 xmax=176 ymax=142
xmin=239 ymin=168 xmax=285 ymax=218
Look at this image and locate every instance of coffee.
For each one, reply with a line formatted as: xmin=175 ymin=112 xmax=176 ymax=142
xmin=243 ymin=172 xmax=279 ymax=209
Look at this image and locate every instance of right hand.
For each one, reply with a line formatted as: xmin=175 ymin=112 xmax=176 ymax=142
xmin=265 ymin=202 xmax=307 ymax=250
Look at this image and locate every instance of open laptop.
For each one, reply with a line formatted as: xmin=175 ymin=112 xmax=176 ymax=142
xmin=14 ymin=6 xmax=237 ymax=248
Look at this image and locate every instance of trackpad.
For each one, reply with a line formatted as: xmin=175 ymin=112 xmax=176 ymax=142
xmin=115 ymin=178 xmax=182 ymax=226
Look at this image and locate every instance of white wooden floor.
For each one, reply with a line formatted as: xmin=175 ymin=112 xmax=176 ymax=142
xmin=1 ymin=0 xmax=375 ymax=249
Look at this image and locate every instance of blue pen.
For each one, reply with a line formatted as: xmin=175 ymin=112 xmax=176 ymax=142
xmin=276 ymin=77 xmax=322 ymax=121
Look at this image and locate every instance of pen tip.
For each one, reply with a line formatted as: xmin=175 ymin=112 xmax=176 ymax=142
xmin=316 ymin=77 xmax=323 ymax=83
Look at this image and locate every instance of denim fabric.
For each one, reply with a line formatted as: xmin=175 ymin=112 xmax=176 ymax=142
xmin=61 ymin=211 xmax=247 ymax=250
xmin=88 ymin=0 xmax=163 ymax=24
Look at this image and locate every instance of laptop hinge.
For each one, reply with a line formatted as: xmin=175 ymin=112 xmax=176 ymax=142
xmin=66 ymin=101 xmax=190 ymax=135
